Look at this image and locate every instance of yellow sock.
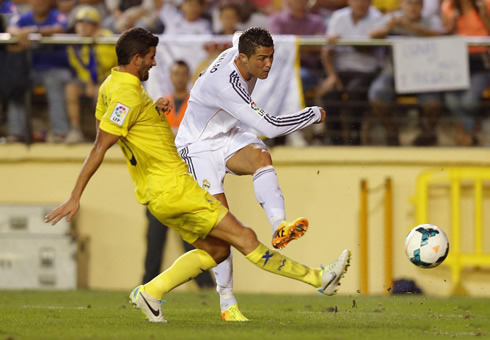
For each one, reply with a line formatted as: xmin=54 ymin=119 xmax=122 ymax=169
xmin=144 ymin=249 xmax=217 ymax=299
xmin=245 ymin=243 xmax=322 ymax=288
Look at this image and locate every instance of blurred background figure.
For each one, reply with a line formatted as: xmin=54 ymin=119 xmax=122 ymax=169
xmin=268 ymin=0 xmax=327 ymax=146
xmin=0 ymin=0 xmax=17 ymax=18
xmin=214 ymin=2 xmax=239 ymax=34
xmin=56 ymin=0 xmax=77 ymax=31
xmin=64 ymin=6 xmax=117 ymax=143
xmin=165 ymin=60 xmax=190 ymax=135
xmin=6 ymin=0 xmax=71 ymax=143
xmin=210 ymin=0 xmax=268 ymax=34
xmin=367 ymin=0 xmax=444 ymax=146
xmin=158 ymin=0 xmax=211 ymax=34
xmin=309 ymin=0 xmax=347 ymax=25
xmin=104 ymin=0 xmax=163 ymax=34
xmin=317 ymin=0 xmax=382 ymax=145
xmin=441 ymin=0 xmax=490 ymax=146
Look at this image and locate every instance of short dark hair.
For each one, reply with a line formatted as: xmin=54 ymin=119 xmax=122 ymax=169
xmin=172 ymin=59 xmax=190 ymax=72
xmin=238 ymin=27 xmax=273 ymax=57
xmin=116 ymin=27 xmax=159 ymax=66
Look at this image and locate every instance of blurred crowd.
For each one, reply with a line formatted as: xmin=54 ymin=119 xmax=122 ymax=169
xmin=0 ymin=0 xmax=489 ymax=146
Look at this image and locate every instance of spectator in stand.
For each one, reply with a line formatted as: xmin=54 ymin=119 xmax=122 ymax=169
xmin=104 ymin=0 xmax=163 ymax=34
xmin=442 ymin=0 xmax=490 ymax=146
xmin=267 ymin=0 xmax=326 ymax=93
xmin=215 ymin=2 xmax=239 ymax=35
xmin=64 ymin=6 xmax=117 ymax=144
xmin=268 ymin=0 xmax=327 ymax=146
xmin=310 ymin=0 xmax=347 ymax=24
xmin=422 ymin=0 xmax=443 ymax=18
xmin=368 ymin=0 xmax=444 ymax=146
xmin=57 ymin=0 xmax=109 ymax=31
xmin=210 ymin=1 xmax=268 ymax=34
xmin=0 ymin=0 xmax=17 ymax=128
xmin=78 ymin=0 xmax=107 ymax=17
xmin=318 ymin=0 xmax=382 ymax=145
xmin=7 ymin=0 xmax=72 ymax=143
xmin=11 ymin=0 xmax=29 ymax=14
xmin=56 ymin=0 xmax=77 ymax=31
xmin=165 ymin=60 xmax=190 ymax=134
xmin=157 ymin=0 xmax=211 ymax=35
xmin=0 ymin=0 xmax=16 ymax=16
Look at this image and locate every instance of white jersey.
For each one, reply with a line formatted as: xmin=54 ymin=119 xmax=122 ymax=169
xmin=175 ymin=46 xmax=322 ymax=151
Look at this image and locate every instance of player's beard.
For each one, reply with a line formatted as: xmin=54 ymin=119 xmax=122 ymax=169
xmin=139 ymin=63 xmax=151 ymax=81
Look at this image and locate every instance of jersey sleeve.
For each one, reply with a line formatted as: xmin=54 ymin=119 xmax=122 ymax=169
xmin=98 ymin=86 xmax=142 ymax=137
xmin=217 ymin=73 xmax=322 ymax=138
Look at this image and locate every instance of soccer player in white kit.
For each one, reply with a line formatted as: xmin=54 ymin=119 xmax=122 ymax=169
xmin=175 ymin=27 xmax=326 ymax=321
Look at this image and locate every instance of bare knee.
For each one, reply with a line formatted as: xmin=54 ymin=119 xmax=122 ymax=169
xmin=255 ymin=149 xmax=272 ymax=170
xmin=192 ymin=237 xmax=230 ymax=264
xmin=208 ymin=212 xmax=261 ymax=255
xmin=208 ymin=245 xmax=230 ymax=264
xmin=238 ymin=227 xmax=260 ymax=254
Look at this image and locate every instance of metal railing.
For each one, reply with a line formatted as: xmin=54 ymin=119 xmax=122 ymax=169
xmin=414 ymin=168 xmax=490 ymax=295
xmin=0 ymin=33 xmax=489 ymax=46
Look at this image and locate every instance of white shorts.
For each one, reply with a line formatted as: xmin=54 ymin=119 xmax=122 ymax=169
xmin=178 ymin=128 xmax=266 ymax=195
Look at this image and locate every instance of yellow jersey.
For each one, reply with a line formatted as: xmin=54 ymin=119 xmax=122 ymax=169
xmin=96 ymin=68 xmax=189 ymax=204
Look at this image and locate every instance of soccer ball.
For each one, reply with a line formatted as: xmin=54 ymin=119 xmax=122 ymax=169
xmin=405 ymin=224 xmax=449 ymax=268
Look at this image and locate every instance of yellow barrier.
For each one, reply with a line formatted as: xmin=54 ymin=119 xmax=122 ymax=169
xmin=359 ymin=178 xmax=393 ymax=296
xmin=415 ymin=168 xmax=490 ymax=295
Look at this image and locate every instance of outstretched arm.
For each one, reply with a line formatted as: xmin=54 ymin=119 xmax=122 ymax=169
xmin=219 ymin=83 xmax=325 ymax=139
xmin=44 ymin=124 xmax=120 ymax=225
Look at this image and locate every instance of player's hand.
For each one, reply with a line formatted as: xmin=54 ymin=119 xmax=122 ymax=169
xmin=16 ymin=29 xmax=32 ymax=49
xmin=326 ymin=35 xmax=339 ymax=46
xmin=316 ymin=107 xmax=326 ymax=124
xmin=156 ymin=97 xmax=172 ymax=113
xmin=44 ymin=196 xmax=80 ymax=226
xmin=317 ymin=74 xmax=343 ymax=97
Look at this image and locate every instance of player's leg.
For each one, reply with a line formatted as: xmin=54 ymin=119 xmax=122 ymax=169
xmin=131 ymin=235 xmax=231 ymax=323
xmin=209 ymin=212 xmax=350 ymax=294
xmin=211 ymin=193 xmax=248 ymax=321
xmin=226 ymin=141 xmax=308 ymax=249
xmin=180 ymin=146 xmax=246 ymax=321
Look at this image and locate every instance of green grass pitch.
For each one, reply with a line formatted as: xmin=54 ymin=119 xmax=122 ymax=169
xmin=0 ymin=290 xmax=488 ymax=339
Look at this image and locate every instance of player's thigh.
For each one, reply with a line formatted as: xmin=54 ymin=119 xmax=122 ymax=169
xmin=148 ymin=174 xmax=228 ymax=245
xmin=225 ymin=133 xmax=271 ymax=175
xmin=179 ymin=146 xmax=226 ymax=195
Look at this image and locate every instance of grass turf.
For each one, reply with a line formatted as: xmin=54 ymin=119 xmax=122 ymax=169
xmin=0 ymin=290 xmax=488 ymax=340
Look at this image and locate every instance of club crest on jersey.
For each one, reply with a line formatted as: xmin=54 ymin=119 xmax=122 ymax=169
xmin=250 ymin=101 xmax=265 ymax=117
xmin=202 ymin=179 xmax=211 ymax=190
xmin=110 ymin=102 xmax=130 ymax=126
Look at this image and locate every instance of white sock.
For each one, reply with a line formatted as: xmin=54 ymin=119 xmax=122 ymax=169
xmin=253 ymin=166 xmax=286 ymax=232
xmin=213 ymin=249 xmax=237 ymax=312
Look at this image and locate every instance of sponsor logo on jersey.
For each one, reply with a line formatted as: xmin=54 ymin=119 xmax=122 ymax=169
xmin=110 ymin=102 xmax=130 ymax=126
xmin=202 ymin=179 xmax=211 ymax=190
xmin=250 ymin=101 xmax=265 ymax=117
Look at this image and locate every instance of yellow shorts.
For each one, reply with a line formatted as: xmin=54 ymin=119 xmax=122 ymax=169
xmin=147 ymin=173 xmax=228 ymax=244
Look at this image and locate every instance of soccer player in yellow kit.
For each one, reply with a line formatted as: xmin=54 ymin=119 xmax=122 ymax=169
xmin=45 ymin=27 xmax=351 ymax=323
